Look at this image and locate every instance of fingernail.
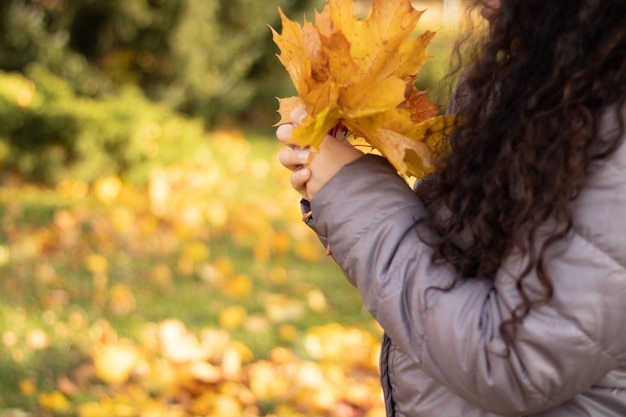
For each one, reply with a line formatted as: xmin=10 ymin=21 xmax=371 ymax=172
xmin=298 ymin=151 xmax=310 ymax=163
xmin=291 ymin=108 xmax=307 ymax=124
xmin=276 ymin=124 xmax=293 ymax=141
xmin=298 ymin=169 xmax=309 ymax=179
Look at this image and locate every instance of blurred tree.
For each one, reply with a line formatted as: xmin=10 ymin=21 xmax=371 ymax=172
xmin=0 ymin=0 xmax=113 ymax=97
xmin=67 ymin=0 xmax=183 ymax=92
xmin=168 ymin=0 xmax=324 ymax=126
xmin=0 ymin=0 xmax=323 ymax=127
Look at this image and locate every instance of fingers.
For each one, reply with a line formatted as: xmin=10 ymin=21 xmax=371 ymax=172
xmin=278 ymin=148 xmax=312 ymax=199
xmin=278 ymin=148 xmax=312 ymax=171
xmin=291 ymin=107 xmax=307 ymax=125
xmin=276 ymin=107 xmax=308 ymax=147
xmin=276 ymin=107 xmax=308 ymax=146
xmin=276 ymin=123 xmax=294 ymax=144
xmin=290 ymin=168 xmax=311 ymax=199
xmin=277 ymin=107 xmax=358 ymax=201
xmin=279 ymin=147 xmax=313 ymax=199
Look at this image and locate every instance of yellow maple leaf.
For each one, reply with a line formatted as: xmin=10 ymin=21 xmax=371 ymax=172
xmin=272 ymin=0 xmax=455 ymax=178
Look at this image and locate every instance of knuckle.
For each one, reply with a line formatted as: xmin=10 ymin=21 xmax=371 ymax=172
xmin=290 ymin=108 xmax=307 ymax=125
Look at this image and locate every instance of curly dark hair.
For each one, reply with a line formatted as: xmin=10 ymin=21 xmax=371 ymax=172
xmin=417 ymin=0 xmax=626 ymax=341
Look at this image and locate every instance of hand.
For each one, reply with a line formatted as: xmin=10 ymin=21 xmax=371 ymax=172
xmin=277 ymin=108 xmax=363 ymax=201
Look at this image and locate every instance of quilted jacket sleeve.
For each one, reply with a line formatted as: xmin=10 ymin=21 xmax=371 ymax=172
xmin=306 ymin=152 xmax=626 ymax=416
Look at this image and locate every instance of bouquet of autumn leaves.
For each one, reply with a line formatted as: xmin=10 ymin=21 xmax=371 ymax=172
xmin=272 ymin=0 xmax=453 ymax=178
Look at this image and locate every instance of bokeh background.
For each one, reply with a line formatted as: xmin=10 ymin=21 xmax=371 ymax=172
xmin=0 ymin=1 xmax=466 ymax=416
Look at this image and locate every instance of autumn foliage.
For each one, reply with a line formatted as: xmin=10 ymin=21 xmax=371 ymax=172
xmin=273 ymin=0 xmax=453 ymax=178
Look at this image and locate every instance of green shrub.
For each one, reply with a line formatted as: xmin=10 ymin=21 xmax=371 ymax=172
xmin=0 ymin=66 xmax=210 ymax=185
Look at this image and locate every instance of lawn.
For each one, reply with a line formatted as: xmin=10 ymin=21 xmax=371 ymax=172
xmin=0 ymin=130 xmax=385 ymax=417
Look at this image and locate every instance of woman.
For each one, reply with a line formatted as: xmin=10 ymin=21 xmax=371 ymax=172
xmin=277 ymin=0 xmax=626 ymax=415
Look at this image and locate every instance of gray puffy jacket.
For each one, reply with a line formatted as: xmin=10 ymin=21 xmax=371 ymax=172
xmin=302 ymin=111 xmax=626 ymax=416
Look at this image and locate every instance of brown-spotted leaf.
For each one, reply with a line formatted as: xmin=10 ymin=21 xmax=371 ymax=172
xmin=320 ymin=32 xmax=359 ymax=87
xmin=405 ymin=86 xmax=442 ymax=123
xmin=376 ymin=128 xmax=435 ymax=178
xmin=352 ymin=113 xmax=455 ymax=171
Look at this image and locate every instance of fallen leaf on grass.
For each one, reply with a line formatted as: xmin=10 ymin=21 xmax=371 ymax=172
xmin=38 ymin=391 xmax=69 ymax=412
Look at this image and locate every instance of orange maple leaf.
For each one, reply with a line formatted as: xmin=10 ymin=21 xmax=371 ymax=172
xmin=272 ymin=0 xmax=454 ymax=178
